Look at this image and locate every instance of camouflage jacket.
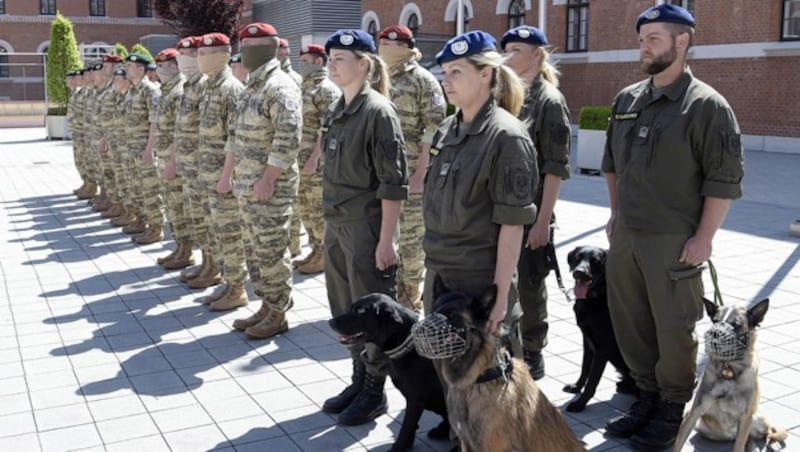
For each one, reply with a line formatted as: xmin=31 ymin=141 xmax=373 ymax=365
xmin=298 ymin=67 xmax=340 ymax=163
xmin=198 ymin=67 xmax=243 ymax=175
xmin=122 ymin=78 xmax=160 ymax=152
xmin=173 ymin=72 xmax=207 ymax=165
xmin=153 ymin=73 xmax=186 ymax=157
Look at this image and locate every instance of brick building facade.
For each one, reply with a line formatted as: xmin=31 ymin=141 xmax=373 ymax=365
xmin=361 ymin=0 xmax=800 ymax=151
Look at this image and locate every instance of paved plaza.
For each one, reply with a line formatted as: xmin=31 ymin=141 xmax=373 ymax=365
xmin=1 ymin=127 xmax=798 ymax=451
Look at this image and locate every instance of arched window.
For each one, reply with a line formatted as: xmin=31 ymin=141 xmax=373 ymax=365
xmin=0 ymin=46 xmax=9 ymax=78
xmin=408 ymin=12 xmax=419 ymax=36
xmin=508 ymin=0 xmax=525 ymax=28
xmin=367 ymin=20 xmax=379 ymax=42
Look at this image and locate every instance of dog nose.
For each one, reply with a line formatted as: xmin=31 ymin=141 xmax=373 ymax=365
xmin=574 ymin=269 xmax=589 ymax=280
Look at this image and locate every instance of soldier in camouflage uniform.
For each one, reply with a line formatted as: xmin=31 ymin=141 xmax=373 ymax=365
xmin=168 ymin=36 xmax=207 ymax=274
xmin=109 ymin=69 xmax=138 ymax=228
xmin=219 ymin=23 xmax=302 ymax=339
xmin=99 ymin=66 xmax=128 ymax=220
xmin=230 ymin=53 xmax=248 ymax=83
xmin=377 ymin=25 xmax=446 ymax=310
xmin=118 ymin=53 xmax=161 ymax=240
xmin=150 ymin=48 xmax=187 ymax=262
xmin=278 ymin=38 xmax=304 ymax=256
xmin=193 ymin=33 xmax=249 ymax=311
xmin=291 ymin=44 xmax=340 ymax=274
xmin=76 ymin=67 xmax=99 ymax=200
xmin=89 ymin=57 xmax=121 ymax=213
xmin=67 ymin=70 xmax=90 ymax=197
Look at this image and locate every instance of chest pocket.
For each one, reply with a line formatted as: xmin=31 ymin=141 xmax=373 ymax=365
xmin=423 ymin=149 xmax=461 ymax=225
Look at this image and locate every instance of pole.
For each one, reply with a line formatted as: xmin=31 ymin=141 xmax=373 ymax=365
xmin=539 ymin=0 xmax=547 ymax=34
xmin=456 ymin=0 xmax=464 ymax=35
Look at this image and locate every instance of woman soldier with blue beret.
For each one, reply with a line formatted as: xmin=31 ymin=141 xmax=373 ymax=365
xmin=318 ymin=29 xmax=408 ymax=426
xmin=422 ymin=31 xmax=539 ymax=354
xmin=501 ymin=25 xmax=572 ymax=380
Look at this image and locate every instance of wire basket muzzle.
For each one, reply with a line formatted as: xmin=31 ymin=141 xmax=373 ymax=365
xmin=704 ymin=323 xmax=748 ymax=362
xmin=411 ymin=313 xmax=468 ymax=360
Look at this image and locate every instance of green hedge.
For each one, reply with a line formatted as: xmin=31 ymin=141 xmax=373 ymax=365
xmin=578 ymin=105 xmax=612 ymax=130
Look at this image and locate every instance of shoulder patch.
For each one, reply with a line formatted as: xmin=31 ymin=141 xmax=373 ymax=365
xmin=551 ymin=123 xmax=570 ymax=146
xmin=432 ymin=93 xmax=445 ymax=107
xmin=508 ymin=167 xmax=532 ymax=200
xmin=284 ymin=96 xmax=298 ymax=111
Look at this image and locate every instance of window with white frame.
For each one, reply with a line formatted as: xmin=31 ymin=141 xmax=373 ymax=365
xmin=408 ymin=12 xmax=419 ymax=36
xmin=508 ymin=0 xmax=525 ymax=29
xmin=566 ymin=0 xmax=588 ymax=52
xmin=783 ymin=0 xmax=800 ymax=40
xmin=367 ymin=19 xmax=378 ymax=42
xmin=40 ymin=0 xmax=56 ymax=15
xmin=0 ymin=46 xmax=9 ymax=78
xmin=0 ymin=0 xmax=6 ymax=15
xmin=137 ymin=0 xmax=152 ymax=17
xmin=90 ymin=0 xmax=105 ymax=16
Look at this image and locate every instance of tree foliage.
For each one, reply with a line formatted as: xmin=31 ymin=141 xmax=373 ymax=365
xmin=131 ymin=43 xmax=154 ymax=62
xmin=154 ymin=0 xmax=244 ymax=42
xmin=46 ymin=12 xmax=82 ymax=109
xmin=114 ymin=42 xmax=129 ymax=59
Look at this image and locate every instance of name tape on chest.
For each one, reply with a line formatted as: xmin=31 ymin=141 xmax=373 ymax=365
xmin=614 ymin=112 xmax=639 ymax=121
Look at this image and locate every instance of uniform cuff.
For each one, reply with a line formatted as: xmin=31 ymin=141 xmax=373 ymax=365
xmin=376 ymin=183 xmax=407 ymax=200
xmin=601 ymin=157 xmax=615 ymax=173
xmin=267 ymin=155 xmax=290 ymax=170
xmin=701 ymin=180 xmax=742 ymax=200
xmin=492 ymin=204 xmax=537 ymax=225
xmin=541 ymin=161 xmax=571 ymax=180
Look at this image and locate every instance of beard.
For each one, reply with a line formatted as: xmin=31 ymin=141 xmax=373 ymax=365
xmin=641 ymin=42 xmax=678 ymax=75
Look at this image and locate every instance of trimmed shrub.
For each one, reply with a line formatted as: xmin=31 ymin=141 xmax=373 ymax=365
xmin=46 ymin=12 xmax=82 ymax=112
xmin=578 ymin=105 xmax=612 ymax=130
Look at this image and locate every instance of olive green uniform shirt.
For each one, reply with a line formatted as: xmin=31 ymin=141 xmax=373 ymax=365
xmin=321 ymin=84 xmax=408 ymax=225
xmin=602 ymin=68 xmax=744 ymax=235
xmin=423 ymin=99 xmax=539 ymax=273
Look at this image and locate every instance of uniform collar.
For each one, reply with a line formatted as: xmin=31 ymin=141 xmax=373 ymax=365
xmin=249 ymin=58 xmax=280 ymax=85
xmin=443 ymin=97 xmax=495 ymax=146
xmin=161 ymin=73 xmax=185 ymax=92
xmin=642 ymin=67 xmax=693 ymax=102
xmin=389 ymin=59 xmax=418 ymax=76
xmin=332 ymin=83 xmax=371 ymax=120
xmin=208 ymin=66 xmax=233 ymax=87
xmin=302 ymin=67 xmax=328 ymax=84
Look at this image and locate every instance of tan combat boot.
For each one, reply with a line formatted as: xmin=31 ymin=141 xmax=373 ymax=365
xmin=123 ymin=218 xmax=147 ymax=235
xmin=297 ymin=251 xmax=324 ymax=274
xmin=210 ymin=284 xmax=248 ymax=311
xmin=232 ymin=302 xmax=271 ymax=331
xmin=101 ymin=203 xmax=124 ymax=218
xmin=77 ymin=182 xmax=97 ymax=200
xmin=73 ymin=181 xmax=87 ymax=195
xmin=135 ymin=225 xmax=164 ymax=245
xmin=291 ymin=249 xmax=315 ymax=268
xmin=165 ymin=241 xmax=196 ymax=270
xmin=92 ymin=193 xmax=110 ymax=211
xmin=244 ymin=304 xmax=289 ymax=339
xmin=202 ymin=283 xmax=229 ymax=305
xmin=188 ymin=255 xmax=222 ymax=289
xmin=111 ymin=208 xmax=136 ymax=226
xmin=157 ymin=242 xmax=182 ymax=265
xmin=179 ymin=250 xmax=208 ymax=282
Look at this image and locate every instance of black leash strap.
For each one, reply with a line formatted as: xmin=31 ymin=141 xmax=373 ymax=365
xmin=707 ymin=259 xmax=724 ymax=306
xmin=546 ymin=243 xmax=572 ymax=303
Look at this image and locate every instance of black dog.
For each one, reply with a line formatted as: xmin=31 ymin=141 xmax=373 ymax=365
xmin=563 ymin=245 xmax=636 ymax=412
xmin=329 ymin=294 xmax=449 ymax=452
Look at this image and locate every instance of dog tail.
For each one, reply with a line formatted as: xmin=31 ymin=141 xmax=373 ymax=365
xmin=752 ymin=415 xmax=788 ymax=444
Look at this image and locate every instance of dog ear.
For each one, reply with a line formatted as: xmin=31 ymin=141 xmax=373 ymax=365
xmin=598 ymin=248 xmax=608 ymax=266
xmin=703 ymin=298 xmax=718 ymax=320
xmin=473 ymin=284 xmax=498 ymax=320
xmin=433 ymin=274 xmax=448 ymax=300
xmin=747 ymin=298 xmax=769 ymax=328
xmin=567 ymin=247 xmax=579 ymax=270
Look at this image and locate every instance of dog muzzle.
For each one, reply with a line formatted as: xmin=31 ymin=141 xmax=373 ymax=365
xmin=411 ymin=313 xmax=468 ymax=360
xmin=704 ymin=322 xmax=749 ymax=362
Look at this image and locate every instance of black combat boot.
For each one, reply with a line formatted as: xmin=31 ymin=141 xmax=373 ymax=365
xmin=630 ymin=399 xmax=685 ymax=450
xmin=524 ymin=350 xmax=545 ymax=380
xmin=336 ymin=372 xmax=388 ymax=425
xmin=322 ymin=359 xmax=366 ymax=414
xmin=605 ymin=390 xmax=659 ymax=438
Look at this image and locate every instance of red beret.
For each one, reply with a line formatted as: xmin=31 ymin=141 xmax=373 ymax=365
xmin=238 ymin=22 xmax=278 ymax=39
xmin=300 ymin=44 xmax=326 ymax=56
xmin=378 ymin=25 xmax=414 ymax=41
xmin=102 ymin=54 xmax=123 ymax=63
xmin=155 ymin=48 xmax=179 ymax=62
xmin=177 ymin=36 xmax=201 ymax=49
xmin=199 ymin=33 xmax=230 ymax=47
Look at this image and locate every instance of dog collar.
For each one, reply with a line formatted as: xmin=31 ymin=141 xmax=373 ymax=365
xmin=476 ymin=352 xmax=514 ymax=384
xmin=385 ymin=333 xmax=416 ymax=359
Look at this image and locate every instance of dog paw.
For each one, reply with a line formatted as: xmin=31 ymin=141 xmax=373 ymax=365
xmin=427 ymin=420 xmax=450 ymax=440
xmin=563 ymin=383 xmax=581 ymax=393
xmin=566 ymin=400 xmax=587 ymax=412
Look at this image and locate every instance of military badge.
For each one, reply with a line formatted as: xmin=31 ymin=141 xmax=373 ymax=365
xmin=517 ymin=29 xmax=531 ymax=38
xmin=645 ymin=9 xmax=661 ymax=19
xmin=388 ymin=31 xmax=398 ymax=40
xmin=340 ymin=34 xmax=354 ymax=46
xmin=249 ymin=26 xmax=257 ymax=34
xmin=451 ymin=40 xmax=468 ymax=55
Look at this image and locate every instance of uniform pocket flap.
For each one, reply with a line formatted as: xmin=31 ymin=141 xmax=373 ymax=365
xmin=668 ymin=266 xmax=705 ymax=281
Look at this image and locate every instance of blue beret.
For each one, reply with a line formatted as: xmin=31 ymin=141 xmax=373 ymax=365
xmin=113 ymin=67 xmax=127 ymax=77
xmin=325 ymin=29 xmax=377 ymax=55
xmin=500 ymin=25 xmax=548 ymax=49
xmin=435 ymin=30 xmax=497 ymax=65
xmin=636 ymin=4 xmax=695 ymax=33
xmin=126 ymin=53 xmax=154 ymax=65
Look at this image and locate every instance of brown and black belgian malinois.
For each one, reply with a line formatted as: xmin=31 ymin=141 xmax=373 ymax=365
xmin=414 ymin=276 xmax=585 ymax=452
xmin=673 ymin=298 xmax=788 ymax=452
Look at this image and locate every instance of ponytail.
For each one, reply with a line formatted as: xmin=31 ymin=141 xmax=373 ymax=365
xmin=353 ymin=51 xmax=390 ymax=98
xmin=538 ymin=47 xmax=561 ymax=88
xmin=468 ymin=51 xmax=525 ymax=116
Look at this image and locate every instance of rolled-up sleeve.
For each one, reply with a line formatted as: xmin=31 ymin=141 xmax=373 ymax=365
xmin=700 ymin=102 xmax=743 ymax=199
xmin=538 ymin=99 xmax=572 ymax=179
xmin=490 ymin=134 xmax=538 ymax=225
xmin=372 ymin=106 xmax=408 ymax=200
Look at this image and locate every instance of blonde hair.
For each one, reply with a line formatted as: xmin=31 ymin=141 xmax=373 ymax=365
xmin=467 ymin=51 xmax=524 ymax=116
xmin=537 ymin=47 xmax=561 ymax=88
xmin=354 ymin=50 xmax=390 ymax=97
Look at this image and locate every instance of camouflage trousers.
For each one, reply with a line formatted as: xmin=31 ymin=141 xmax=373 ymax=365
xmin=156 ymin=159 xmax=191 ymax=243
xmin=183 ymin=171 xmax=216 ymax=252
xmin=137 ymin=157 xmax=164 ymax=227
xmin=71 ymin=132 xmax=89 ymax=182
xmin=237 ymin=194 xmax=292 ymax=312
xmin=209 ymin=192 xmax=247 ymax=285
xmin=98 ymin=151 xmax=116 ymax=197
xmin=120 ymin=152 xmax=144 ymax=213
xmin=109 ymin=146 xmax=128 ymax=203
xmin=84 ymin=139 xmax=101 ymax=185
xmin=295 ymin=171 xmax=325 ymax=253
xmin=397 ymin=192 xmax=426 ymax=295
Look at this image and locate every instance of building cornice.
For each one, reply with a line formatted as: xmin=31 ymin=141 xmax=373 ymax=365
xmin=556 ymin=41 xmax=800 ymax=64
xmin=0 ymin=15 xmax=163 ymax=26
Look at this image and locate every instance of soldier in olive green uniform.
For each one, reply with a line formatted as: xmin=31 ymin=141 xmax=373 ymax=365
xmin=423 ymin=31 xmax=537 ymax=358
xmin=120 ymin=53 xmax=161 ymax=239
xmin=377 ymin=25 xmax=446 ymax=310
xmin=502 ymin=25 xmax=571 ymax=380
xmin=166 ymin=36 xmax=207 ymax=272
xmin=150 ymin=48 xmax=186 ymax=258
xmin=318 ymin=30 xmax=407 ymax=427
xmin=602 ymin=6 xmax=745 ymax=450
xmin=278 ymin=38 xmax=304 ymax=257
xmin=194 ymin=33 xmax=248 ymax=310
xmin=291 ymin=44 xmax=341 ymax=275
xmin=219 ymin=23 xmax=301 ymax=339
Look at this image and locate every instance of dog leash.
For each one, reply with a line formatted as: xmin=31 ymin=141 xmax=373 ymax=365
xmin=707 ymin=259 xmax=724 ymax=306
xmin=546 ymin=243 xmax=572 ymax=303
